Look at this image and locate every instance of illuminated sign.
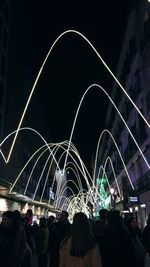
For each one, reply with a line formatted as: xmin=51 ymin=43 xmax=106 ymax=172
xmin=129 ymin=196 xmax=139 ymax=203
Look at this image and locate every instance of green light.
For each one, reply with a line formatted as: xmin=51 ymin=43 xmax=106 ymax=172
xmin=97 ymin=175 xmax=109 ymax=209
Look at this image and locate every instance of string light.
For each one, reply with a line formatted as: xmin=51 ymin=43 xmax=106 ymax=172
xmin=0 ymin=30 xmax=149 ymax=215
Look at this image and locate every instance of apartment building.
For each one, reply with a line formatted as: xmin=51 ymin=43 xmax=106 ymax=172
xmin=97 ymin=0 xmax=150 ymax=228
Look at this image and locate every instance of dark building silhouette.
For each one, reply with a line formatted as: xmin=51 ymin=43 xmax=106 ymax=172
xmin=0 ymin=1 xmax=56 ymax=217
xmin=97 ymin=0 xmax=150 ymax=228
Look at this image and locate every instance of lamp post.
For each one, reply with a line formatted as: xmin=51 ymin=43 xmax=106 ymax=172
xmin=110 ymin=187 xmax=115 ymax=209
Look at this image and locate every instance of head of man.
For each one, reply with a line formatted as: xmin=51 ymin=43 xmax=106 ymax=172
xmin=2 ymin=211 xmax=14 ymax=227
xmin=59 ymin=210 xmax=69 ymax=221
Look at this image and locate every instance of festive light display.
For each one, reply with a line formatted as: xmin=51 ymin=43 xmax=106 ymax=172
xmin=0 ymin=30 xmax=149 ymax=165
xmin=97 ymin=175 xmax=109 ymax=209
xmin=0 ymin=30 xmax=149 ymax=219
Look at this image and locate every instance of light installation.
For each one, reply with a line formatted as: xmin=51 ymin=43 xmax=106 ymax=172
xmin=0 ymin=30 xmax=149 ymax=219
xmin=96 ymin=175 xmax=109 ymax=209
xmin=0 ymin=30 xmax=149 ymax=164
xmin=98 ymin=156 xmax=121 ymax=197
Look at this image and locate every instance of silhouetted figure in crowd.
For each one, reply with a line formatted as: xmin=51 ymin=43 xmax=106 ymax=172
xmin=49 ymin=210 xmax=71 ymax=267
xmin=96 ymin=209 xmax=135 ymax=267
xmin=24 ymin=209 xmax=33 ymax=225
xmin=143 ymin=214 xmax=150 ymax=256
xmin=47 ymin=215 xmax=55 ymax=229
xmin=13 ymin=210 xmax=23 ymax=224
xmin=59 ymin=212 xmax=103 ymax=267
xmin=47 ymin=215 xmax=55 ymax=253
xmin=94 ymin=208 xmax=108 ymax=236
xmin=0 ymin=211 xmax=28 ymax=267
xmin=31 ymin=220 xmax=39 ymax=237
xmin=24 ymin=209 xmax=34 ymax=252
xmin=127 ymin=216 xmax=146 ymax=267
xmin=34 ymin=217 xmax=49 ymax=267
xmin=13 ymin=210 xmax=32 ymax=267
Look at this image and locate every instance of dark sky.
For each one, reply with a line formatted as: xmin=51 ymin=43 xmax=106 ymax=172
xmin=29 ymin=1 xmax=131 ymax=170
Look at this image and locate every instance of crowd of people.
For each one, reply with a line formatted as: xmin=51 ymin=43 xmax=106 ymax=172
xmin=0 ymin=207 xmax=150 ymax=267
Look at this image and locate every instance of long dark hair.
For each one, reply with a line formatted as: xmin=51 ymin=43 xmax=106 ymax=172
xmin=70 ymin=212 xmax=96 ymax=257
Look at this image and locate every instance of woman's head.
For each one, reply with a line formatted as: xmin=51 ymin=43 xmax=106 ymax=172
xmin=73 ymin=212 xmax=90 ymax=229
xmin=70 ymin=212 xmax=95 ymax=257
xmin=72 ymin=212 xmax=91 ymax=234
xmin=25 ymin=209 xmax=33 ymax=225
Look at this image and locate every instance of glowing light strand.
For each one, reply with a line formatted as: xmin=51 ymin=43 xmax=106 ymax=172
xmin=1 ymin=30 xmax=149 ymax=166
xmin=9 ymin=142 xmax=59 ymax=194
xmin=89 ymin=84 xmax=150 ymax=176
xmin=94 ymin=128 xmax=135 ymax=189
xmin=103 ymin=156 xmax=121 ymax=196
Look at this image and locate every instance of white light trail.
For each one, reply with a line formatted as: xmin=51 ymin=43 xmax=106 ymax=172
xmin=54 ymin=145 xmax=91 ymax=191
xmin=56 ymin=184 xmax=78 ymax=207
xmin=63 ymin=81 xmax=148 ymax=192
xmin=63 ymin=83 xmax=150 ymax=189
xmin=97 ymin=166 xmax=110 ymax=189
xmin=0 ymin=127 xmax=53 ymax=161
xmin=88 ymin=84 xmax=150 ymax=174
xmin=34 ymin=145 xmax=59 ymax=201
xmin=103 ymin=156 xmax=121 ymax=196
xmin=94 ymin=128 xmax=135 ymax=189
xmin=25 ymin=145 xmax=58 ymax=195
xmin=65 ymin=164 xmax=83 ymax=189
xmin=0 ymin=30 xmax=149 ymax=166
xmin=1 ymin=30 xmax=149 ymax=211
xmin=57 ymin=194 xmax=73 ymax=210
xmin=54 ymin=195 xmax=68 ymax=210
xmin=41 ymin=163 xmax=83 ymax=203
xmin=9 ymin=142 xmax=60 ymax=194
xmin=32 ymin=143 xmax=66 ymax=201
xmin=55 ymin=186 xmax=76 ymax=209
xmin=10 ymin=138 xmax=87 ymax=199
xmin=10 ymin=138 xmax=90 ymax=202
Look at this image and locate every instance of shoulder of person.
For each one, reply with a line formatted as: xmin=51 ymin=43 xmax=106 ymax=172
xmin=60 ymin=236 xmax=70 ymax=250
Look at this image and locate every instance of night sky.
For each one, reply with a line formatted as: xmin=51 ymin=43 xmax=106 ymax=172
xmin=29 ymin=1 xmax=131 ymax=171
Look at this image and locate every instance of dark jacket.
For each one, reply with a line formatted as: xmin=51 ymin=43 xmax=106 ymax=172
xmin=50 ymin=220 xmax=71 ymax=267
xmin=0 ymin=223 xmax=28 ymax=267
xmin=96 ymin=225 xmax=135 ymax=267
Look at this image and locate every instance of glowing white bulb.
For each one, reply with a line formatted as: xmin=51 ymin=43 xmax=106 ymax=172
xmin=140 ymin=204 xmax=146 ymax=208
xmin=129 ymin=207 xmax=133 ymax=212
xmin=110 ymin=187 xmax=115 ymax=195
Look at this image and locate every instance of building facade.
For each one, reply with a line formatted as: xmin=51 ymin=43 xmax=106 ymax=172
xmin=0 ymin=1 xmax=56 ymax=215
xmin=97 ymin=0 xmax=150 ymax=228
